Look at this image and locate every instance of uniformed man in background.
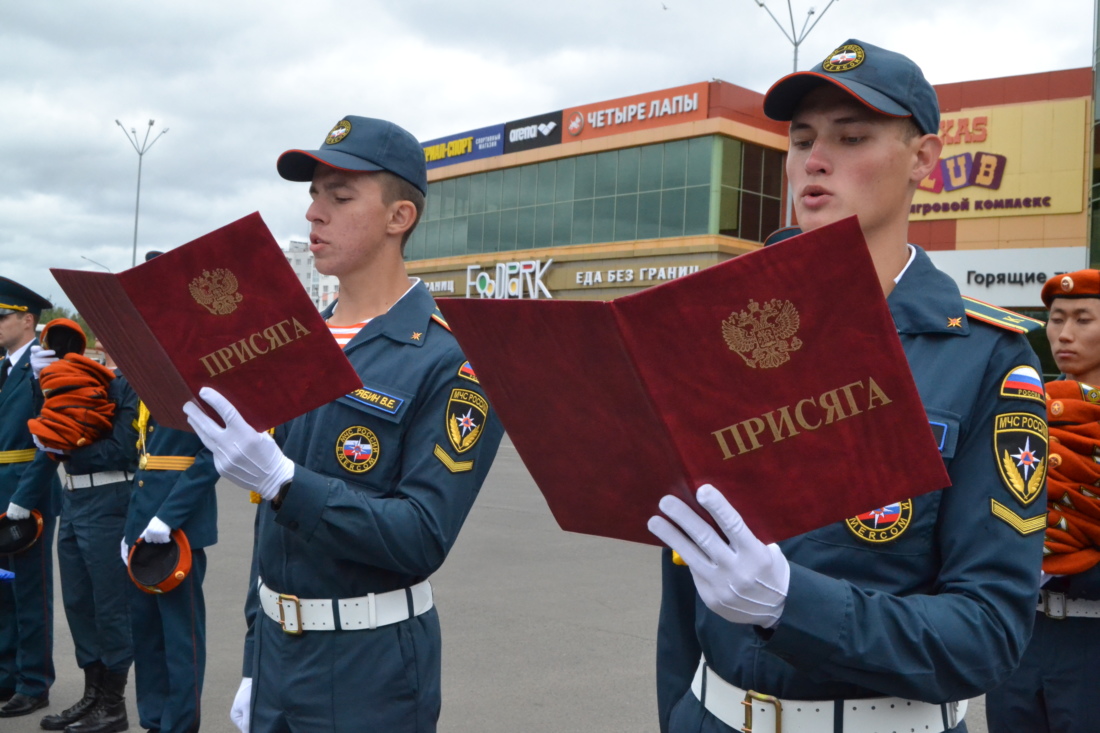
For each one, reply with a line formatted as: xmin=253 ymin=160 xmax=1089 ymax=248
xmin=123 ymin=251 xmax=219 ymax=733
xmin=985 ymin=270 xmax=1100 ymax=733
xmin=0 ymin=276 xmax=60 ymax=718
xmin=37 ymin=340 xmax=138 ymax=733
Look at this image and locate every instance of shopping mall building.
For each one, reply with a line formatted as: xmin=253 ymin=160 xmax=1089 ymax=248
xmin=403 ymin=67 xmax=1094 ymax=321
xmin=283 ymin=64 xmax=1094 ymax=368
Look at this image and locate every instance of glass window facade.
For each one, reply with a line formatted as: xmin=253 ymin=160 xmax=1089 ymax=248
xmin=406 ymin=135 xmax=784 ymax=261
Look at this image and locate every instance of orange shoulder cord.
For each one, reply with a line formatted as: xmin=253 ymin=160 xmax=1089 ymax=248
xmin=27 ymin=354 xmax=117 ymax=456
xmin=1042 ymin=380 xmax=1100 ymax=575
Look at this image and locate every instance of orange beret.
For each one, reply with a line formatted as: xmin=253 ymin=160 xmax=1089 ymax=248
xmin=40 ymin=318 xmax=86 ymax=357
xmin=1042 ymin=269 xmax=1100 ymax=309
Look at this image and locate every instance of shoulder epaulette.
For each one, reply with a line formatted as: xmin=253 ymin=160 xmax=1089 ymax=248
xmin=961 ymin=296 xmax=1044 ymax=334
xmin=430 ymin=309 xmax=452 ymax=332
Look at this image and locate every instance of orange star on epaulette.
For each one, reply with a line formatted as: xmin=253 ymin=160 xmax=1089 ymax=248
xmin=411 ymin=332 xmax=423 ymax=341
xmin=947 ymin=317 xmax=962 ymax=328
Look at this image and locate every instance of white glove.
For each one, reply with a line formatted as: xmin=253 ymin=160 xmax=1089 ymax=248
xmin=121 ymin=539 xmax=129 ymax=565
xmin=183 ymin=387 xmax=294 ymax=501
xmin=32 ymin=434 xmax=66 ymax=456
xmin=648 ymin=484 xmax=789 ymax=629
xmin=230 ymin=677 xmax=252 ymax=733
xmin=5 ymin=502 xmax=30 ymax=521
xmin=29 ymin=345 xmax=57 ymax=379
xmin=140 ymin=516 xmax=171 ymax=544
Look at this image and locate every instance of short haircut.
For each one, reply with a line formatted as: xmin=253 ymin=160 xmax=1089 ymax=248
xmin=376 ymin=171 xmax=425 ymax=252
xmin=900 ymin=118 xmax=922 ymax=142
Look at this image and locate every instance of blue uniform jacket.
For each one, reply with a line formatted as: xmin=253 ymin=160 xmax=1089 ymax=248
xmin=1 ymin=339 xmax=60 ymax=514
xmin=657 ymin=247 xmax=1048 ymax=727
xmin=65 ymin=371 xmax=140 ymax=476
xmin=125 ymin=419 xmax=218 ymax=550
xmin=241 ymin=282 xmax=503 ymax=674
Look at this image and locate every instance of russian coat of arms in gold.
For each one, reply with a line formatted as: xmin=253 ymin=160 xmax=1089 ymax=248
xmin=189 ymin=268 xmax=243 ymax=315
xmin=721 ymin=298 xmax=802 ymax=369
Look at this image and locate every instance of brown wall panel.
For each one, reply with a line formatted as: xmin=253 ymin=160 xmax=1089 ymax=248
xmin=936 ymin=69 xmax=1091 ymax=113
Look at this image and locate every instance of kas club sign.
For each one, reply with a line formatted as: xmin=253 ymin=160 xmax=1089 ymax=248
xmin=910 ymin=98 xmax=1086 ymax=220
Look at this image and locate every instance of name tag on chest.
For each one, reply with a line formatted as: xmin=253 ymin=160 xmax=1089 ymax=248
xmin=339 ymin=385 xmax=410 ymax=422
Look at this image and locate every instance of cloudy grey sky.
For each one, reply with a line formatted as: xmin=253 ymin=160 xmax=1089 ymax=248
xmin=3 ymin=1 xmax=1094 ymax=311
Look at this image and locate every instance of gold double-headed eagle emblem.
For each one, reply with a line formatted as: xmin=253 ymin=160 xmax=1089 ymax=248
xmin=189 ymin=268 xmax=243 ymax=315
xmin=721 ymin=298 xmax=802 ymax=369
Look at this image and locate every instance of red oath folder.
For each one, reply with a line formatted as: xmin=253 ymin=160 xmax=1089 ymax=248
xmin=52 ymin=212 xmax=362 ymax=432
xmin=438 ymin=217 xmax=950 ymax=545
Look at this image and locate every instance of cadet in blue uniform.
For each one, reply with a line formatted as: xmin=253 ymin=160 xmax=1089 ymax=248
xmin=185 ymin=115 xmax=503 ymax=733
xmin=0 ymin=277 xmax=60 ymax=718
xmin=39 ymin=343 xmax=139 ymax=733
xmin=984 ymin=270 xmax=1100 ymax=733
xmin=649 ymin=41 xmax=1049 ymax=733
xmin=124 ymin=397 xmax=218 ymax=733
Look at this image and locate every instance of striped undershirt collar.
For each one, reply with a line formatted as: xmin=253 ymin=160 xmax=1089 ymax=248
xmin=325 ymin=278 xmax=421 ymax=348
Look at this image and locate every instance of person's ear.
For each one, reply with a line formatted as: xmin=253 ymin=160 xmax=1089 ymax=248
xmin=388 ymin=200 xmax=417 ymax=238
xmin=911 ymin=133 xmax=943 ymax=184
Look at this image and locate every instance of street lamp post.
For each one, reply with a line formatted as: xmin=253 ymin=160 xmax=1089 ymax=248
xmin=752 ymin=0 xmax=840 ymax=72
xmin=79 ymin=255 xmax=112 ymax=272
xmin=751 ymin=0 xmax=839 ymax=226
xmin=116 ymin=119 xmax=168 ymax=268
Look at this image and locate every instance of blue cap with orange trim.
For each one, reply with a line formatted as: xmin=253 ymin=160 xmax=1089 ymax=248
xmin=277 ymin=116 xmax=428 ymax=196
xmin=763 ymin=39 xmax=940 ymax=136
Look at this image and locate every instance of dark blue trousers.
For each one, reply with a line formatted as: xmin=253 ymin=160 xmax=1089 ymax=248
xmin=58 ymin=482 xmax=133 ymax=674
xmin=250 ymin=605 xmax=442 ymax=732
xmin=0 ymin=513 xmax=56 ymax=697
xmin=129 ymin=549 xmax=206 ymax=733
xmin=986 ymin=612 xmax=1100 ymax=733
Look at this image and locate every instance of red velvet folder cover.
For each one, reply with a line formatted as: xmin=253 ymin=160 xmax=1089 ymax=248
xmin=51 ymin=212 xmax=362 ymax=432
xmin=437 ymin=217 xmax=951 ymax=545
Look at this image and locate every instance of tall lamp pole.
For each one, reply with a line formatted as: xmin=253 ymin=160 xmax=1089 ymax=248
xmin=116 ymin=119 xmax=168 ymax=267
xmin=752 ymin=0 xmax=840 ymax=72
xmin=751 ymin=1 xmax=839 ymax=226
xmin=80 ymin=255 xmax=112 ymax=272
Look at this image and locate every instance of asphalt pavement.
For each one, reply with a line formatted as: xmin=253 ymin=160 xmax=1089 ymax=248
xmin=4 ymin=436 xmax=988 ymax=732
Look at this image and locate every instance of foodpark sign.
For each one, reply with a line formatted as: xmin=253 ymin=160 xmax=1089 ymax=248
xmin=465 ymin=259 xmax=553 ymax=299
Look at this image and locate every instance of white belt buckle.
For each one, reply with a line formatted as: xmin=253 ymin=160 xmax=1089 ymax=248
xmin=1044 ymin=591 xmax=1067 ymax=620
xmin=944 ymin=700 xmax=960 ymax=729
xmin=278 ymin=593 xmax=304 ymax=635
xmin=741 ymin=690 xmax=782 ymax=733
xmin=367 ymin=592 xmax=378 ymax=630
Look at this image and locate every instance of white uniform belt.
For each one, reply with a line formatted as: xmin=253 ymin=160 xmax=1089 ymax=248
xmin=691 ymin=658 xmax=967 ymax=733
xmin=66 ymin=471 xmax=132 ymax=490
xmin=1038 ymin=589 xmax=1100 ymax=619
xmin=258 ymin=578 xmax=433 ymax=634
